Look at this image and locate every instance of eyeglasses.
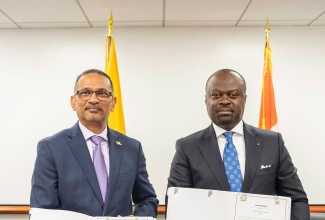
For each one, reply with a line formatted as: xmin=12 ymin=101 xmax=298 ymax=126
xmin=75 ymin=89 xmax=113 ymax=101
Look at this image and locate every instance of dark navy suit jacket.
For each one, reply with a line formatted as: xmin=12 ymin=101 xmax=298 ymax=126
xmin=167 ymin=122 xmax=309 ymax=220
xmin=31 ymin=122 xmax=158 ymax=217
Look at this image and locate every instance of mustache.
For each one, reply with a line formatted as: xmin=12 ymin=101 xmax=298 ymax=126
xmin=85 ymin=105 xmax=103 ymax=111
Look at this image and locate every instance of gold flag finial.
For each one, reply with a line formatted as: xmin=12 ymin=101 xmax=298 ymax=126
xmin=265 ymin=18 xmax=271 ymax=41
xmin=108 ymin=11 xmax=113 ymax=36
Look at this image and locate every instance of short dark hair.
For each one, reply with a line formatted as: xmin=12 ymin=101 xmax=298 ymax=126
xmin=74 ymin=69 xmax=114 ymax=94
xmin=205 ymin=69 xmax=246 ymax=93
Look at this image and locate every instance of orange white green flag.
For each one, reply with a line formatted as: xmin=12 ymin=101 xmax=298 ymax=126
xmin=259 ymin=20 xmax=278 ymax=131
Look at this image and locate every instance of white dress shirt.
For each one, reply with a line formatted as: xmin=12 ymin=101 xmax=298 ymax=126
xmin=79 ymin=121 xmax=110 ymax=177
xmin=212 ymin=120 xmax=246 ymax=180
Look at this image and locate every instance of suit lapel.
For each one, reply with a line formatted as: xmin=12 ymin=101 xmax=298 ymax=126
xmin=198 ymin=125 xmax=230 ymax=191
xmin=67 ymin=123 xmax=104 ymax=207
xmin=103 ymin=129 xmax=123 ymax=214
xmin=242 ymin=123 xmax=263 ymax=192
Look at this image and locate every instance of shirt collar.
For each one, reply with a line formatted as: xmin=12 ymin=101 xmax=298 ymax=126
xmin=78 ymin=121 xmax=108 ymax=141
xmin=212 ymin=120 xmax=244 ymax=138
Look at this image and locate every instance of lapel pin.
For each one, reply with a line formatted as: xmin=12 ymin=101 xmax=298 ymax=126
xmin=256 ymin=142 xmax=261 ymax=147
xmin=115 ymin=141 xmax=122 ymax=146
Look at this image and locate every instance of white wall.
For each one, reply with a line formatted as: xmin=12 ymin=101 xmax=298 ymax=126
xmin=0 ymin=26 xmax=324 ymax=205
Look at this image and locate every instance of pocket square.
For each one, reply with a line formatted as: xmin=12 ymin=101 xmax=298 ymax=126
xmin=260 ymin=164 xmax=271 ymax=169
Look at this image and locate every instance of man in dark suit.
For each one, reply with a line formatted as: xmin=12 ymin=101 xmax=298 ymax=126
xmin=30 ymin=69 xmax=158 ymax=217
xmin=167 ymin=69 xmax=309 ymax=219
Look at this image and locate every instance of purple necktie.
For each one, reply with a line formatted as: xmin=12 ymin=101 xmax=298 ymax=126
xmin=90 ymin=136 xmax=108 ymax=203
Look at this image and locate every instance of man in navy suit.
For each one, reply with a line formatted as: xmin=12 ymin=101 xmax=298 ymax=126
xmin=31 ymin=69 xmax=158 ymax=217
xmin=167 ymin=69 xmax=309 ymax=220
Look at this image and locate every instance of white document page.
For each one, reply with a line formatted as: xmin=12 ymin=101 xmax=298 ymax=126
xmin=166 ymin=187 xmax=291 ymax=220
xmin=30 ymin=208 xmax=92 ymax=220
xmin=167 ymin=187 xmax=234 ymax=220
xmin=30 ymin=208 xmax=155 ymax=220
xmin=234 ymin=194 xmax=291 ymax=220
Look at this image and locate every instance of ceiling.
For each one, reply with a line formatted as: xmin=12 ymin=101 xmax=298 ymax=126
xmin=0 ymin=0 xmax=324 ymax=29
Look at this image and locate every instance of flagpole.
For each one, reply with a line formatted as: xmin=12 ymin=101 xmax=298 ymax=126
xmin=105 ymin=12 xmax=113 ymax=64
xmin=105 ymin=12 xmax=113 ymax=75
xmin=265 ymin=18 xmax=270 ymax=42
xmin=108 ymin=11 xmax=113 ymax=37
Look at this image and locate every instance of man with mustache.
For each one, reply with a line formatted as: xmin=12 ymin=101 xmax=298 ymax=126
xmin=167 ymin=69 xmax=309 ymax=219
xmin=31 ymin=69 xmax=158 ymax=217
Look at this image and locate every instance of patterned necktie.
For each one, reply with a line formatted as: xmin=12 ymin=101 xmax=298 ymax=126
xmin=223 ymin=132 xmax=243 ymax=192
xmin=90 ymin=135 xmax=108 ymax=202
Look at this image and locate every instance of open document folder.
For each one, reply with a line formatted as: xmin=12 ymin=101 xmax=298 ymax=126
xmin=166 ymin=187 xmax=291 ymax=220
xmin=29 ymin=208 xmax=155 ymax=220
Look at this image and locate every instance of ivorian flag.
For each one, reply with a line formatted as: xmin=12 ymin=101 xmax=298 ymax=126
xmin=259 ymin=24 xmax=278 ymax=131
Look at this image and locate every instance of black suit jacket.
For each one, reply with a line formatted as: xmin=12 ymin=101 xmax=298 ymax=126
xmin=167 ymin=123 xmax=309 ymax=220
